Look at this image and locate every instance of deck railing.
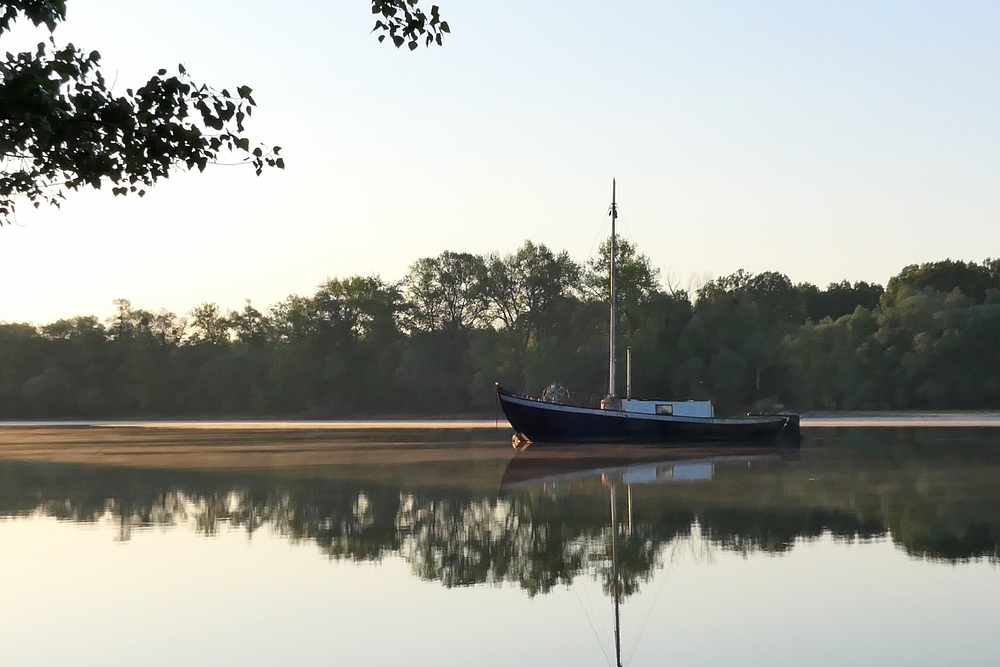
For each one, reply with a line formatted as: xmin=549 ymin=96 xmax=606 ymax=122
xmin=538 ymin=387 xmax=604 ymax=409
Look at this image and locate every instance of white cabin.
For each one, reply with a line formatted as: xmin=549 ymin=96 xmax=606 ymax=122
xmin=622 ymin=461 xmax=714 ymax=484
xmin=620 ymin=398 xmax=714 ymax=418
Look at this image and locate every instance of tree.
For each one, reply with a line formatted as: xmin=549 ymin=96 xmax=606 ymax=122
xmin=228 ymin=300 xmax=272 ymax=346
xmin=885 ymin=260 xmax=998 ymax=305
xmin=698 ymin=270 xmax=804 ymax=324
xmin=476 ymin=242 xmax=580 ymax=393
xmin=681 ymin=270 xmax=804 ymax=409
xmin=189 ymin=303 xmax=230 ymax=344
xmin=583 ymin=238 xmax=661 ymax=305
xmin=783 ymin=306 xmax=880 ymax=409
xmin=624 ymin=291 xmax=693 ymax=399
xmin=319 ymin=275 xmax=404 ymax=342
xmin=401 ymin=251 xmax=487 ymax=332
xmin=0 ymin=0 xmax=450 ymax=223
xmin=797 ymin=280 xmax=884 ymax=322
xmin=398 ymin=251 xmax=486 ymax=409
xmin=481 ymin=241 xmax=580 ymax=340
xmin=583 ymin=238 xmax=661 ymax=339
xmin=315 ymin=275 xmax=405 ymax=410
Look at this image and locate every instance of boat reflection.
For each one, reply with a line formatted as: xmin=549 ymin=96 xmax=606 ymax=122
xmin=500 ymin=444 xmax=797 ymax=492
xmin=501 ymin=445 xmax=798 ymax=667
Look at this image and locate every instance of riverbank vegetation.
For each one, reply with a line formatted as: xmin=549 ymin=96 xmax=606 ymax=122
xmin=1 ymin=245 xmax=998 ymax=418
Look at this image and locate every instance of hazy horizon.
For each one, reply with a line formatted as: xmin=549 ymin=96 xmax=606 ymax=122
xmin=0 ymin=235 xmax=968 ymax=326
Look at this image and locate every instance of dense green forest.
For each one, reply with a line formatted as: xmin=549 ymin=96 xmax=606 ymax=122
xmin=1 ymin=244 xmax=999 ymax=418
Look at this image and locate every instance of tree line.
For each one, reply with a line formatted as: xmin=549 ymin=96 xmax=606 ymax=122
xmin=1 ymin=244 xmax=999 ymax=418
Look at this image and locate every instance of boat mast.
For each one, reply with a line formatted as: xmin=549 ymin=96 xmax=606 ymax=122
xmin=626 ymin=347 xmax=632 ymax=400
xmin=609 ymin=179 xmax=618 ymax=399
xmin=610 ymin=482 xmax=623 ymax=667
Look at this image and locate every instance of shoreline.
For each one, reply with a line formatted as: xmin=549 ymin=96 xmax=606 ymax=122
xmin=1 ymin=412 xmax=1000 ymax=430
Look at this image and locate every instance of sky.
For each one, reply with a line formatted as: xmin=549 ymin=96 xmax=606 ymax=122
xmin=1 ymin=0 xmax=998 ymax=324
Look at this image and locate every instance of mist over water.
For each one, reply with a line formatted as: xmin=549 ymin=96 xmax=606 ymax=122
xmin=1 ymin=425 xmax=998 ymax=666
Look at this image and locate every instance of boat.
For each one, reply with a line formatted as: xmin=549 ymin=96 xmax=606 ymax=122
xmin=496 ymin=180 xmax=801 ymax=446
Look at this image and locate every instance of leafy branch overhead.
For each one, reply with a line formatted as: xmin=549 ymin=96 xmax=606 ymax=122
xmin=0 ymin=0 xmax=448 ymax=223
xmin=372 ymin=0 xmax=450 ymax=49
xmin=0 ymin=42 xmax=284 ymax=218
xmin=0 ymin=1 xmax=285 ymax=222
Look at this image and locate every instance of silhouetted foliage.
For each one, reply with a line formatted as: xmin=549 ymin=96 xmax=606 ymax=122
xmin=798 ymin=280 xmax=884 ymax=322
xmin=0 ymin=0 xmax=448 ymax=222
xmin=371 ymin=0 xmax=450 ymax=50
xmin=885 ymin=259 xmax=1000 ymax=305
xmin=2 ymin=242 xmax=1000 ymax=417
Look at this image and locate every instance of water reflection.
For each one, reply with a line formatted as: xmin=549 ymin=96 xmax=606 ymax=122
xmin=1 ymin=429 xmax=999 ymax=585
xmin=4 ymin=427 xmax=999 ymax=667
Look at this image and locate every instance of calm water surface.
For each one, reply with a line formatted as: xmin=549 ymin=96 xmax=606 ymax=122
xmin=1 ymin=426 xmax=998 ymax=666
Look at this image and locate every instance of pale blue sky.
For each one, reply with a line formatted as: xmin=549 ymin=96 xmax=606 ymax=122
xmin=2 ymin=0 xmax=997 ymax=323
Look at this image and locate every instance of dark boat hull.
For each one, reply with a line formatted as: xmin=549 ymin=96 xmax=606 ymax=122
xmin=497 ymin=385 xmax=800 ymax=445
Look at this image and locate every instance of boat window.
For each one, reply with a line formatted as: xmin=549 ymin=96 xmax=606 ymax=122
xmin=655 ymin=404 xmax=673 ymax=415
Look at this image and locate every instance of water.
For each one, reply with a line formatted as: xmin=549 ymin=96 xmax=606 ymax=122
xmin=1 ymin=426 xmax=998 ymax=666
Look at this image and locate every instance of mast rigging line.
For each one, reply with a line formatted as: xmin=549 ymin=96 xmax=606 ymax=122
xmin=585 ymin=209 xmax=612 ymax=266
xmin=623 ymin=541 xmax=681 ymax=666
xmin=573 ymin=585 xmax=614 ymax=667
xmin=619 ymin=215 xmax=639 ymax=249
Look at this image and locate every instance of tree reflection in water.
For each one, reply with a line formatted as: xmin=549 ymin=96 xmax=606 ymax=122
xmin=1 ymin=427 xmax=999 ymax=597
